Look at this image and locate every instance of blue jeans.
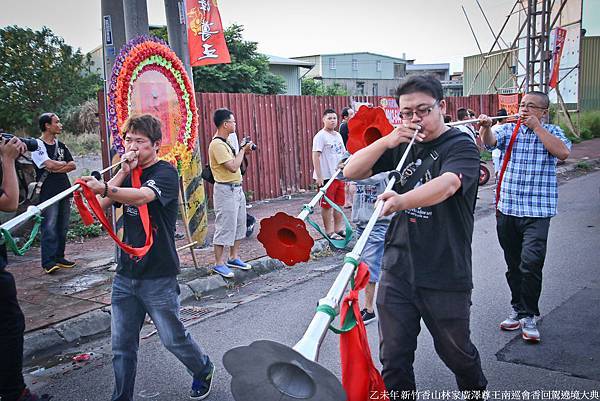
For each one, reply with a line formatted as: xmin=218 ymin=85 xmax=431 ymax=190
xmin=356 ymin=223 xmax=388 ymax=283
xmin=111 ymin=274 xmax=212 ymax=401
xmin=40 ymin=197 xmax=70 ymax=267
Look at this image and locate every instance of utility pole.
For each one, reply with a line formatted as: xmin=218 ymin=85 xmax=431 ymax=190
xmin=164 ymin=0 xmax=193 ymax=79
xmin=123 ymin=0 xmax=149 ymax=40
xmin=101 ymin=0 xmax=126 ymax=79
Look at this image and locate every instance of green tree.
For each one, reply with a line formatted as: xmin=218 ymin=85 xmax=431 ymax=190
xmin=0 ymin=26 xmax=102 ymax=134
xmin=151 ymin=24 xmax=285 ymax=94
xmin=301 ymin=78 xmax=349 ymax=96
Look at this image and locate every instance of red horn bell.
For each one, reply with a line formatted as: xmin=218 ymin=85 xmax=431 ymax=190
xmin=346 ymin=105 xmax=394 ymax=154
xmin=257 ymin=212 xmax=315 ymax=266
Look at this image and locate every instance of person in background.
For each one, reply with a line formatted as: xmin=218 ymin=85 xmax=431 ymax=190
xmin=312 ymin=108 xmax=347 ymax=240
xmin=31 ymin=113 xmax=76 ymax=274
xmin=479 ymin=91 xmax=571 ymax=343
xmin=208 ymin=108 xmax=255 ymax=278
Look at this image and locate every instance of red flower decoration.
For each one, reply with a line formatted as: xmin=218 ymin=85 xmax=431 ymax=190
xmin=346 ymin=105 xmax=394 ymax=154
xmin=257 ymin=212 xmax=314 ymax=266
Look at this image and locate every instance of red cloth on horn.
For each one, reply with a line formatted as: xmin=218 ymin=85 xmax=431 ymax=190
xmin=339 ymin=261 xmax=387 ymax=401
xmin=73 ymin=166 xmax=153 ymax=258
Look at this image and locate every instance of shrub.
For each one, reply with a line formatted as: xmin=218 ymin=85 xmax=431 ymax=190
xmin=60 ymin=131 xmax=101 ymax=155
xmin=67 ymin=207 xmax=103 ymax=241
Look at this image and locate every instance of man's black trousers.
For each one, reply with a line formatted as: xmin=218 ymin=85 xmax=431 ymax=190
xmin=377 ymin=276 xmax=487 ymax=393
xmin=496 ymin=212 xmax=551 ymax=318
xmin=0 ymin=269 xmax=26 ymax=401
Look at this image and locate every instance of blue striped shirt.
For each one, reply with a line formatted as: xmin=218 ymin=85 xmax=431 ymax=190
xmin=489 ymin=123 xmax=571 ymax=218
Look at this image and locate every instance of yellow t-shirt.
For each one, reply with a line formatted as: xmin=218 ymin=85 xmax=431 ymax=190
xmin=208 ymin=138 xmax=242 ymax=184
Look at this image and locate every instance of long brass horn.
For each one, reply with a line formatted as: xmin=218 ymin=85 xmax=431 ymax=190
xmin=224 ymin=128 xmax=422 ymax=401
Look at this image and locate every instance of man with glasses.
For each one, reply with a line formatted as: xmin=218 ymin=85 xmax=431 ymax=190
xmin=479 ymin=92 xmax=571 ymax=343
xmin=208 ymin=108 xmax=255 ymax=278
xmin=344 ymin=75 xmax=487 ymax=397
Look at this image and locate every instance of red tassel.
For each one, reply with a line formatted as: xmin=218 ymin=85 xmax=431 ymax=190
xmin=73 ymin=191 xmax=95 ymax=226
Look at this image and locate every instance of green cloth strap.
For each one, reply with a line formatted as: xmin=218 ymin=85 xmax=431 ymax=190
xmin=316 ymin=304 xmax=358 ymax=334
xmin=0 ymin=214 xmax=43 ymax=256
xmin=304 ymin=194 xmax=353 ymax=249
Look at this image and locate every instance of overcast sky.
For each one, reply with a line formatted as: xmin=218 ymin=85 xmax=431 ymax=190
xmin=1 ymin=0 xmax=598 ymax=73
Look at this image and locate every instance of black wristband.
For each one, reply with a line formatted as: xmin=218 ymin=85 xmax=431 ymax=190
xmin=101 ymin=181 xmax=108 ymax=198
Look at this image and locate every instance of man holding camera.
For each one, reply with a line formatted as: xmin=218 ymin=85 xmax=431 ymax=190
xmin=0 ymin=137 xmax=50 ymax=401
xmin=31 ymin=113 xmax=76 ymax=274
xmin=208 ymin=108 xmax=255 ymax=278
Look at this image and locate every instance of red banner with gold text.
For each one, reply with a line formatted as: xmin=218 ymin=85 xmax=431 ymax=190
xmin=186 ymin=0 xmax=231 ymax=67
xmin=549 ymin=27 xmax=567 ymax=89
xmin=498 ymin=94 xmax=520 ymax=117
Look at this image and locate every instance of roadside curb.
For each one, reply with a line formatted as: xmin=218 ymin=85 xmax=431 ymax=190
xmin=23 ymin=238 xmax=332 ymax=363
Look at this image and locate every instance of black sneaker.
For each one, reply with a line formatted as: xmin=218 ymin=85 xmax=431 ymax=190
xmin=43 ymin=263 xmax=60 ymax=274
xmin=190 ymin=363 xmax=215 ymax=400
xmin=361 ymin=308 xmax=377 ymax=325
xmin=56 ymin=258 xmax=76 ymax=268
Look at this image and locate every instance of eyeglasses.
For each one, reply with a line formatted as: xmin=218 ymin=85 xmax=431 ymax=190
xmin=519 ymin=103 xmax=547 ymax=111
xmin=224 ymin=120 xmax=236 ymax=124
xmin=400 ymin=101 xmax=439 ymax=120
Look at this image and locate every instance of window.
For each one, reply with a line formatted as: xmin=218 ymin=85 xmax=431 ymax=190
xmin=352 ymin=59 xmax=359 ymax=71
xmin=329 ymin=58 xmax=336 ymax=70
xmin=356 ymin=81 xmax=365 ymax=95
xmin=372 ymin=83 xmax=379 ymax=96
xmin=376 ymin=60 xmax=382 ymax=72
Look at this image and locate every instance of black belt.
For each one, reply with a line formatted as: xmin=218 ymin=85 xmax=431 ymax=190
xmin=216 ymin=182 xmax=242 ymax=187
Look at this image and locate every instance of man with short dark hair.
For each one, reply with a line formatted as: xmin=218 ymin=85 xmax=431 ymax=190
xmin=209 ymin=108 xmax=255 ymax=278
xmin=344 ymin=75 xmax=487 ymax=395
xmin=32 ymin=113 xmax=76 ymax=274
xmin=479 ymin=91 xmax=571 ymax=343
xmin=312 ymin=108 xmax=347 ymax=239
xmin=80 ymin=114 xmax=215 ymax=400
xmin=0 ymin=136 xmax=49 ymax=401
xmin=456 ymin=107 xmax=477 ymax=142
xmin=339 ymin=106 xmax=354 ymax=146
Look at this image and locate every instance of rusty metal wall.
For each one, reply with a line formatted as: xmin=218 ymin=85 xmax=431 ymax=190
xmin=193 ymin=93 xmax=497 ymax=203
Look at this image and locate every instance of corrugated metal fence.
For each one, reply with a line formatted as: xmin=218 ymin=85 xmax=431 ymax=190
xmin=195 ymin=93 xmax=498 ymax=202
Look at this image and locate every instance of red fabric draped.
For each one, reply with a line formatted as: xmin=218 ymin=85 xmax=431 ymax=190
xmin=73 ymin=167 xmax=153 ymax=258
xmin=340 ymin=262 xmax=387 ymax=401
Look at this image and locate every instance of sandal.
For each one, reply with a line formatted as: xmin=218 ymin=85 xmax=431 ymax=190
xmin=328 ymin=232 xmax=345 ymax=241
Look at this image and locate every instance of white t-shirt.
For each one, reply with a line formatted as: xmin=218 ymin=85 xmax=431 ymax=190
xmin=312 ymin=129 xmax=345 ymax=180
xmin=456 ymin=124 xmax=477 ymax=142
xmin=31 ymin=139 xmax=50 ymax=168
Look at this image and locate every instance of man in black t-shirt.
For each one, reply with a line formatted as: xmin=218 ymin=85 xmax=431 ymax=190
xmin=79 ymin=114 xmax=214 ymax=401
xmin=344 ymin=76 xmax=487 ymax=396
xmin=0 ymin=136 xmax=49 ymax=401
xmin=32 ymin=113 xmax=76 ymax=274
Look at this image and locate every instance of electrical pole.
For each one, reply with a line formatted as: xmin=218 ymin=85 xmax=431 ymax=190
xmin=123 ymin=0 xmax=149 ymax=40
xmin=164 ymin=0 xmax=193 ymax=79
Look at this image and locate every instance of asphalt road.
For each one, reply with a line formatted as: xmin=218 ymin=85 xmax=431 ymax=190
xmin=28 ymin=170 xmax=600 ymax=400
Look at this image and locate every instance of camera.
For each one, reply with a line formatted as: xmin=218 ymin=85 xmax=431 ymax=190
xmin=241 ymin=136 xmax=257 ymax=151
xmin=1 ymin=133 xmax=39 ymax=152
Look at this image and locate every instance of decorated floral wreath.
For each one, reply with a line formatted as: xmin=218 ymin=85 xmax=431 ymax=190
xmin=107 ymin=35 xmax=197 ymax=169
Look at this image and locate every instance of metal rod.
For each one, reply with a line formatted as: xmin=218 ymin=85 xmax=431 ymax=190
xmin=447 ymin=115 xmax=519 ymax=127
xmin=293 ymin=129 xmax=420 ymax=361
xmin=176 ymin=241 xmax=197 ymax=252
xmin=297 ymin=159 xmax=350 ymax=222
xmin=1 ymin=184 xmax=81 ymax=233
xmin=462 ymin=5 xmax=483 ymax=55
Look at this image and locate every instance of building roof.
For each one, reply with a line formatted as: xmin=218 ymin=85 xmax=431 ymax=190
xmin=406 ymin=63 xmax=450 ymax=71
xmin=264 ymin=54 xmax=314 ymax=67
xmin=291 ymin=52 xmax=407 ymax=62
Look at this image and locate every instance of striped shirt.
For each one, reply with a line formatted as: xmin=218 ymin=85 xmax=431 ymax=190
xmin=489 ymin=122 xmax=571 ymax=218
